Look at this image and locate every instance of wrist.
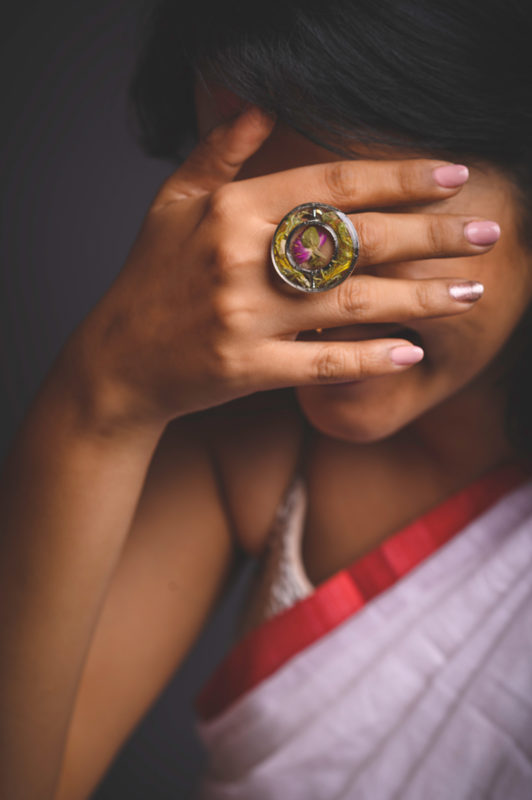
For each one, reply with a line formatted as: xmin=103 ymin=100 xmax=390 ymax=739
xmin=47 ymin=323 xmax=168 ymax=447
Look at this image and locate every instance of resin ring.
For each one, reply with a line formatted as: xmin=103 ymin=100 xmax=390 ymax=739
xmin=270 ymin=202 xmax=360 ymax=293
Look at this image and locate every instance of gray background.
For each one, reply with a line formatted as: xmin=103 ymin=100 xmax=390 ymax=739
xmin=1 ymin=3 xmax=254 ymax=797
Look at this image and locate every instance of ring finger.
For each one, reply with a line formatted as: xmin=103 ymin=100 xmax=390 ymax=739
xmin=266 ymin=211 xmax=497 ymax=332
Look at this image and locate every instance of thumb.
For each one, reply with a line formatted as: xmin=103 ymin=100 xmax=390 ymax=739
xmin=155 ymin=105 xmax=276 ymax=206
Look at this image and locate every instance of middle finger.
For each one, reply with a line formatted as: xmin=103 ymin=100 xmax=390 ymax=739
xmin=338 ymin=211 xmax=500 ymax=269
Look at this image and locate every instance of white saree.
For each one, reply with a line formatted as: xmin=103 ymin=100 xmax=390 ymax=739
xmin=193 ymin=464 xmax=532 ymax=799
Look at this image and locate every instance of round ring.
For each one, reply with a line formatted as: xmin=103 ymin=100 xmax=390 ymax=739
xmin=270 ymin=202 xmax=360 ymax=293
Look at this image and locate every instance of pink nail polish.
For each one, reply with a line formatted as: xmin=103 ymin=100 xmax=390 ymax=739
xmin=448 ymin=281 xmax=484 ymax=302
xmin=389 ymin=345 xmax=424 ymax=366
xmin=432 ymin=164 xmax=469 ymax=188
xmin=464 ymin=221 xmax=501 ymax=246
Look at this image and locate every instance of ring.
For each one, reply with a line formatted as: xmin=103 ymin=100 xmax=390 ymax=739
xmin=270 ymin=202 xmax=360 ymax=293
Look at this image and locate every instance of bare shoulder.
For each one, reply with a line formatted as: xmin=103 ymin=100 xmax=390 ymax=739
xmin=195 ymin=389 xmax=306 ymax=556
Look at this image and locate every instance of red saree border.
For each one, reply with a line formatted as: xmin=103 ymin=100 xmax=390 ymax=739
xmin=195 ymin=461 xmax=532 ymax=723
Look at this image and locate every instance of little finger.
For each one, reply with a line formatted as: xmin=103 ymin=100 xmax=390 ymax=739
xmin=256 ymin=338 xmax=425 ymax=390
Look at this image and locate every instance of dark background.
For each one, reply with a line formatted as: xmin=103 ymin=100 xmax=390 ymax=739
xmin=1 ymin=3 xmax=254 ymax=797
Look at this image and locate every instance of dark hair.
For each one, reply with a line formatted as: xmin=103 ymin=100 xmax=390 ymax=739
xmin=128 ymin=0 xmax=532 ymax=456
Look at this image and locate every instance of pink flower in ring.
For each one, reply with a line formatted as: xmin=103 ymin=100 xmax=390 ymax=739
xmin=292 ymin=227 xmax=328 ymax=264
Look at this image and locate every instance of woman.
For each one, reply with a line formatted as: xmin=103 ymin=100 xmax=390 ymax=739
xmin=1 ymin=0 xmax=531 ymax=798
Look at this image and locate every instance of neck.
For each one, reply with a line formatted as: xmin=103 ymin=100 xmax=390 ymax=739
xmin=404 ymin=373 xmax=519 ymax=487
xmin=300 ymin=372 xmax=527 ymax=585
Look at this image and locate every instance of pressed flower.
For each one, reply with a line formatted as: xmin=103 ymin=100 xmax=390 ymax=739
xmin=291 ymin=225 xmax=330 ymax=267
xmin=271 ymin=202 xmax=359 ymax=292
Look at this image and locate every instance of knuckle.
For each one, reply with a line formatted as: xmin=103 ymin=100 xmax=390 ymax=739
xmin=414 ymin=280 xmax=435 ymax=314
xmin=356 ymin=345 xmax=384 ymax=375
xmin=211 ymin=288 xmax=252 ymax=332
xmin=314 ymin=346 xmax=349 ymax=382
xmin=209 ymin=335 xmax=242 ymax=380
xmin=335 ymin=274 xmax=373 ymax=320
xmin=211 ymin=240 xmax=235 ymax=274
xmin=211 ymin=235 xmax=247 ymax=277
xmin=350 ymin=345 xmax=383 ymax=377
xmin=425 ymin=215 xmax=447 ymax=255
xmin=396 ymin=162 xmax=420 ymax=197
xmin=211 ymin=288 xmax=237 ymax=327
xmin=355 ymin=213 xmax=383 ymax=265
xmin=202 ymin=126 xmax=237 ymax=171
xmin=324 ymin=161 xmax=359 ymax=204
xmin=207 ymin=184 xmax=238 ymax=223
xmin=204 ymin=123 xmax=225 ymax=151
xmin=350 ymin=348 xmax=369 ymax=377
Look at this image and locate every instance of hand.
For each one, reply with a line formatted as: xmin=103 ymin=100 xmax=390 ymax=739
xmin=73 ymin=106 xmax=497 ymax=431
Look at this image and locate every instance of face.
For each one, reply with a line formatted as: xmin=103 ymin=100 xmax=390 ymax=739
xmin=196 ymin=82 xmax=532 ymax=447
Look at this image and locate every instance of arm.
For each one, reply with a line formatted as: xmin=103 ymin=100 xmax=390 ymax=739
xmin=0 ymin=110 xmax=277 ymax=800
xmin=53 ymin=403 xmax=236 ymax=800
xmin=0 ymin=340 xmax=237 ymax=800
xmin=0 ymin=345 xmax=167 ymax=800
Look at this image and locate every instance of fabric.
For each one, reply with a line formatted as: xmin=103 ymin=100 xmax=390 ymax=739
xmin=193 ymin=464 xmax=532 ymax=799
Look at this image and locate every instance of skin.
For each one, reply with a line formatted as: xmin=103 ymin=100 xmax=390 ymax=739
xmin=199 ymin=95 xmax=532 ymax=454
xmin=295 ymin=161 xmax=530 ymax=451
xmin=192 ymin=81 xmax=532 ymax=582
xmin=2 ymin=72 xmax=531 ymax=800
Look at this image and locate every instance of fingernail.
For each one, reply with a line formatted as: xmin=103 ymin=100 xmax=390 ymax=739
xmin=464 ymin=220 xmax=501 ymax=246
xmin=432 ymin=164 xmax=469 ymax=188
xmin=389 ymin=345 xmax=424 ymax=366
xmin=449 ymin=281 xmax=484 ymax=302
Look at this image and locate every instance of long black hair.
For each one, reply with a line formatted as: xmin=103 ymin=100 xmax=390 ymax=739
xmin=128 ymin=0 xmax=532 ymax=455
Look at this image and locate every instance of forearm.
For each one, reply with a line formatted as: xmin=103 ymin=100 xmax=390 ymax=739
xmin=0 ymin=336 xmax=165 ymax=800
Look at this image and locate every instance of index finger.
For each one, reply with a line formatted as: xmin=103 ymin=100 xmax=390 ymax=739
xmin=240 ymin=159 xmax=469 ymax=222
xmin=154 ymin=106 xmax=276 ymax=206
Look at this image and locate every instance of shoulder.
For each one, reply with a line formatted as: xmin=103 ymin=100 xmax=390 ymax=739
xmin=193 ymin=389 xmax=307 ymax=556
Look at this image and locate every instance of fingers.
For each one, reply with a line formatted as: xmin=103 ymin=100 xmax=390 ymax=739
xmin=254 ymin=205 xmax=497 ymax=331
xmin=275 ymin=274 xmax=484 ymax=334
xmin=242 ymin=159 xmax=471 ymax=220
xmin=201 ymin=196 xmax=497 ymax=334
xmin=265 ymin=210 xmax=498 ymax=331
xmin=256 ymin=338 xmax=425 ymax=390
xmin=346 ymin=212 xmax=501 ymax=268
xmin=154 ymin=106 xmax=276 ymax=206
